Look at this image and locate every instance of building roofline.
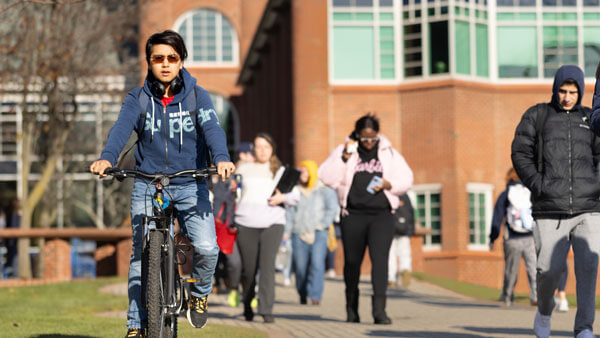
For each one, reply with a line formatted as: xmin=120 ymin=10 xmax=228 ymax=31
xmin=236 ymin=0 xmax=290 ymax=86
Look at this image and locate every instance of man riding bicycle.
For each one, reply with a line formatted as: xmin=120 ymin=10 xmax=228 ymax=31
xmin=90 ymin=30 xmax=235 ymax=338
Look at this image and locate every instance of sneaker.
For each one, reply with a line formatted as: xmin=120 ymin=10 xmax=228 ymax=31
xmin=125 ymin=328 xmax=145 ymax=338
xmin=227 ymin=290 xmax=240 ymax=308
xmin=576 ymin=329 xmax=594 ymax=338
xmin=283 ymin=277 xmax=291 ymax=286
xmin=534 ymin=310 xmax=551 ymax=338
xmin=557 ymin=298 xmax=569 ymax=312
xmin=187 ymin=295 xmax=208 ymax=328
xmin=250 ymin=297 xmax=258 ymax=309
xmin=327 ymin=269 xmax=336 ymax=278
xmin=263 ymin=314 xmax=275 ymax=323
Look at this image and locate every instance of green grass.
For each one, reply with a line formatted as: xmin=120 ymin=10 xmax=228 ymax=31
xmin=412 ymin=272 xmax=591 ymax=308
xmin=0 ymin=277 xmax=266 ymax=338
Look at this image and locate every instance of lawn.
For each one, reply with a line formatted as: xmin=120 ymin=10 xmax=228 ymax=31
xmin=0 ymin=277 xmax=266 ymax=338
xmin=412 ymin=272 xmax=593 ymax=308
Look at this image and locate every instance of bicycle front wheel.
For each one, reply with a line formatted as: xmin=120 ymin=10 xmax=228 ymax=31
xmin=146 ymin=231 xmax=173 ymax=337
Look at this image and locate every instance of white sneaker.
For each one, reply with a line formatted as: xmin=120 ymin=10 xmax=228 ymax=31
xmin=557 ymin=298 xmax=569 ymax=312
xmin=283 ymin=277 xmax=291 ymax=286
xmin=534 ymin=310 xmax=551 ymax=338
xmin=327 ymin=269 xmax=336 ymax=278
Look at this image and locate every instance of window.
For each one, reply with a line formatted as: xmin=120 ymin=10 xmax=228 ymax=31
xmin=476 ymin=24 xmax=489 ymax=77
xmin=498 ymin=0 xmax=536 ymax=6
xmin=497 ymin=26 xmax=538 ymax=78
xmin=455 ymin=20 xmax=470 ymax=75
xmin=174 ymin=9 xmax=239 ymax=66
xmin=543 ymin=0 xmax=576 ymax=6
xmin=404 ymin=23 xmax=423 ymax=77
xmin=414 ymin=184 xmax=442 ymax=249
xmin=583 ymin=27 xmax=600 ymax=78
xmin=429 ymin=21 xmax=449 ymax=74
xmin=543 ymin=26 xmax=578 ymax=78
xmin=467 ymin=183 xmax=493 ymax=249
xmin=331 ymin=0 xmax=396 ymax=81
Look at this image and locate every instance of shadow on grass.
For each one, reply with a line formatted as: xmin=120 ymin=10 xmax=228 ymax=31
xmin=366 ymin=330 xmax=488 ymax=337
xmin=29 ymin=335 xmax=97 ymax=338
xmin=462 ymin=326 xmax=572 ymax=337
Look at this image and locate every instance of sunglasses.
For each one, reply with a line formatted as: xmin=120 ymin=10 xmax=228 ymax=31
xmin=360 ymin=136 xmax=379 ymax=143
xmin=150 ymin=54 xmax=180 ymax=64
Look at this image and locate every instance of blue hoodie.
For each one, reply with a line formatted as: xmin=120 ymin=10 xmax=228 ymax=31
xmin=100 ymin=68 xmax=230 ymax=181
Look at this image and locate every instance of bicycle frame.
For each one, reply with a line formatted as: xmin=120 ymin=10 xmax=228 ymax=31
xmin=101 ymin=167 xmax=217 ymax=337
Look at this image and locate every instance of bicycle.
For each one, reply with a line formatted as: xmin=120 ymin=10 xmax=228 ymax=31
xmin=103 ymin=167 xmax=217 ymax=338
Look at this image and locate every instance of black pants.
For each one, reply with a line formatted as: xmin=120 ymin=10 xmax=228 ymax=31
xmin=341 ymin=211 xmax=395 ymax=299
xmin=236 ymin=224 xmax=284 ymax=316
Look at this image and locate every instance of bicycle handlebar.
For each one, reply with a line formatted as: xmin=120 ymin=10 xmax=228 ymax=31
xmin=102 ymin=167 xmax=218 ymax=181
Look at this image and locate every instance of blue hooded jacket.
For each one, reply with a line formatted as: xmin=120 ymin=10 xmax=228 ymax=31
xmin=100 ymin=68 xmax=230 ymax=181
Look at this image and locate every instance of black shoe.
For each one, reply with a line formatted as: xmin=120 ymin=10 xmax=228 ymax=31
xmin=300 ymin=296 xmax=307 ymax=305
xmin=374 ymin=315 xmax=392 ymax=325
xmin=263 ymin=314 xmax=275 ymax=323
xmin=243 ymin=306 xmax=254 ymax=321
xmin=125 ymin=328 xmax=145 ymax=338
xmin=187 ymin=295 xmax=208 ymax=328
xmin=346 ymin=311 xmax=360 ymax=323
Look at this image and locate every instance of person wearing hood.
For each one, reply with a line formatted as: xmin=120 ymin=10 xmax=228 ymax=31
xmin=318 ymin=114 xmax=413 ymax=325
xmin=489 ymin=168 xmax=536 ymax=308
xmin=285 ymin=160 xmax=339 ymax=305
xmin=90 ymin=30 xmax=235 ymax=338
xmin=511 ymin=65 xmax=600 ymax=338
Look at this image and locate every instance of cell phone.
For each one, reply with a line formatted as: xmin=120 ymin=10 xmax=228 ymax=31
xmin=366 ymin=176 xmax=383 ymax=194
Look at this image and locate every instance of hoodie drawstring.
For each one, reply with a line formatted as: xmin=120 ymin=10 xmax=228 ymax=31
xmin=178 ymin=102 xmax=183 ymax=151
xmin=151 ymin=99 xmax=156 ymax=141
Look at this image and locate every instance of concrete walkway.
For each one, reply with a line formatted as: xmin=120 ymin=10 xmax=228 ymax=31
xmin=100 ymin=274 xmax=581 ymax=337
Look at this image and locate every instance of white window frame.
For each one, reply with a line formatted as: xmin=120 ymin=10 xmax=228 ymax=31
xmin=412 ymin=183 xmax=442 ymax=251
xmin=328 ymin=0 xmax=400 ymax=85
xmin=173 ymin=9 xmax=240 ymax=68
xmin=466 ymin=183 xmax=494 ymax=251
xmin=327 ymin=0 xmax=600 ymax=85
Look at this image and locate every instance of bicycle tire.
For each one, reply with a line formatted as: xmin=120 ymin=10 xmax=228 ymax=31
xmin=147 ymin=231 xmax=172 ymax=337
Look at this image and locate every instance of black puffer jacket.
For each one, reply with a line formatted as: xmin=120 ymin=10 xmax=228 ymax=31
xmin=511 ymin=65 xmax=600 ymax=217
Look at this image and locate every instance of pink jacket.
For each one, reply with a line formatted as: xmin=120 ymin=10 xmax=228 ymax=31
xmin=318 ymin=135 xmax=413 ymax=212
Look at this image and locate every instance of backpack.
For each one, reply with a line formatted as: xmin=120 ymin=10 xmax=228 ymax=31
xmin=505 ymin=184 xmax=534 ymax=233
xmin=116 ymin=87 xmax=209 ymax=168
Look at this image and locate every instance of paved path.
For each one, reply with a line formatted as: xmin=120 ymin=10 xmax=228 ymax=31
xmin=100 ymin=274 xmax=581 ymax=337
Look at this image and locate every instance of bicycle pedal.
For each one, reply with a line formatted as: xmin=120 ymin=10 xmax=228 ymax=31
xmin=186 ymin=278 xmax=197 ymax=283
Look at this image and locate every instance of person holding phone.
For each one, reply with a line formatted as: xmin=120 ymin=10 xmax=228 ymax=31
xmin=318 ymin=113 xmax=413 ymax=325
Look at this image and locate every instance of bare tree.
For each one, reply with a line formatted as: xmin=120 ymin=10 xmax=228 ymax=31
xmin=0 ymin=0 xmax=143 ymax=278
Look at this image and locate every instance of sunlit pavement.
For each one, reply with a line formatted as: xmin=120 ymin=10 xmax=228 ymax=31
xmin=100 ymin=274 xmax=581 ymax=337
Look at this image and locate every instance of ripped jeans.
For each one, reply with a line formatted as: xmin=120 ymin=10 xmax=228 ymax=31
xmin=127 ymin=179 xmax=219 ymax=329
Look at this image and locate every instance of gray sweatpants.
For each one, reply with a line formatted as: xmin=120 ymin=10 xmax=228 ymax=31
xmin=503 ymin=235 xmax=537 ymax=302
xmin=534 ymin=213 xmax=600 ymax=335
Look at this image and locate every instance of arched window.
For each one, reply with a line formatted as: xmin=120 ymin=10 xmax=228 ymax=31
xmin=174 ymin=9 xmax=239 ymax=66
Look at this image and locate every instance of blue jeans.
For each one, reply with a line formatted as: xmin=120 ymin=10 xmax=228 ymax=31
xmin=127 ymin=180 xmax=219 ymax=329
xmin=291 ymin=229 xmax=328 ymax=301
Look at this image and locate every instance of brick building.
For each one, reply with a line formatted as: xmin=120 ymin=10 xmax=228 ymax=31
xmin=141 ymin=0 xmax=600 ymax=295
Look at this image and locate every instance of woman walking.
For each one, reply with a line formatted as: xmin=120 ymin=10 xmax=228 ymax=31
xmin=234 ymin=133 xmax=299 ymax=323
xmin=286 ymin=160 xmax=339 ymax=305
xmin=318 ymin=114 xmax=413 ymax=324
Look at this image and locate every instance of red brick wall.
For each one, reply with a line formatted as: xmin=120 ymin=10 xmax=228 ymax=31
xmin=139 ymin=0 xmax=267 ymax=97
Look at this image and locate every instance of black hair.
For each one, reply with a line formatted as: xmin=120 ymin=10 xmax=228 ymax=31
xmin=145 ymin=30 xmax=188 ymax=63
xmin=562 ymin=79 xmax=577 ymax=86
xmin=354 ymin=113 xmax=380 ymax=134
xmin=597 ymin=60 xmax=600 ymax=79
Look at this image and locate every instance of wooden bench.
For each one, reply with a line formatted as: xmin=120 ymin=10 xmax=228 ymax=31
xmin=0 ymin=228 xmax=132 ymax=280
